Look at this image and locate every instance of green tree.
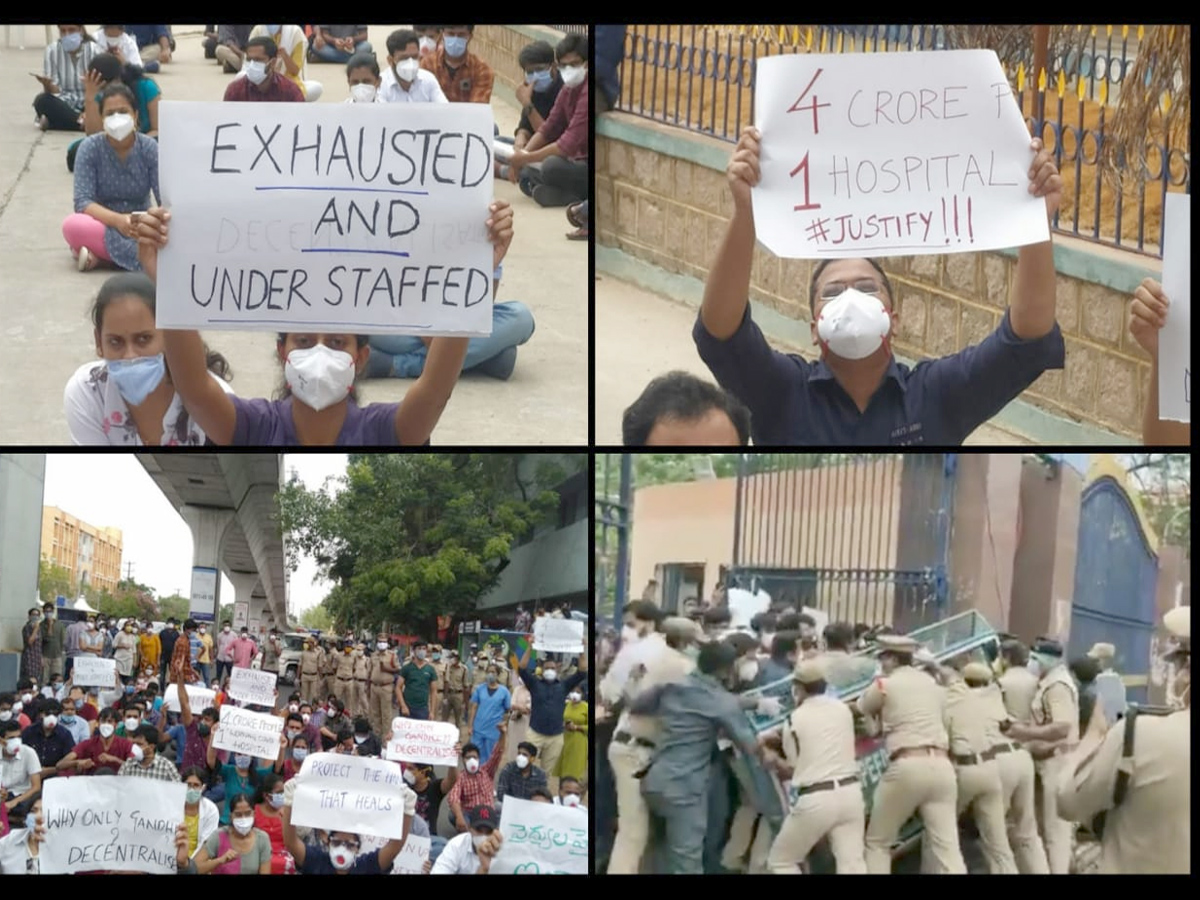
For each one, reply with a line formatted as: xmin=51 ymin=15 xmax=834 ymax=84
xmin=299 ymin=604 xmax=333 ymax=632
xmin=39 ymin=558 xmax=75 ymax=604
xmin=157 ymin=594 xmax=191 ymax=623
xmin=1123 ymin=453 xmax=1190 ymax=549
xmin=278 ymin=454 xmax=575 ymax=636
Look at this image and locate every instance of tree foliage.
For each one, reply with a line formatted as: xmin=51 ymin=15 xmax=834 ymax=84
xmin=299 ymin=604 xmax=333 ymax=632
xmin=1122 ymin=453 xmax=1190 ymax=550
xmin=278 ymin=454 xmax=577 ymax=636
xmin=38 ymin=558 xmax=74 ymax=604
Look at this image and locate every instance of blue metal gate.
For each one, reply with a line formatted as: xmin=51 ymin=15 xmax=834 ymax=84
xmin=729 ymin=454 xmax=957 ymax=631
xmin=1070 ymin=475 xmax=1159 ymax=704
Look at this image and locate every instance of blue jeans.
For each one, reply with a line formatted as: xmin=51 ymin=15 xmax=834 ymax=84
xmin=313 ymin=40 xmax=373 ymax=63
xmin=429 ymin=835 xmax=448 ymax=862
xmin=198 ymin=663 xmax=213 ymax=687
xmin=471 ymin=730 xmax=498 ymax=762
xmin=368 ymin=302 xmax=535 ymax=378
xmin=405 ymin=705 xmax=429 ymax=721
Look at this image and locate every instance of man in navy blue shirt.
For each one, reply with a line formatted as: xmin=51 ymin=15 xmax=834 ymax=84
xmin=516 ymin=645 xmax=588 ymax=790
xmin=695 ymin=126 xmax=1067 ymax=446
xmin=21 ymin=698 xmax=76 ymax=780
xmin=281 ymin=778 xmax=415 ymax=874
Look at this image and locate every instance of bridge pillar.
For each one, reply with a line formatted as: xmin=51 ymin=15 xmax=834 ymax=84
xmin=226 ymin=571 xmax=260 ymax=630
xmin=180 ymin=506 xmax=236 ymax=624
xmin=0 ymin=455 xmax=46 ymax=691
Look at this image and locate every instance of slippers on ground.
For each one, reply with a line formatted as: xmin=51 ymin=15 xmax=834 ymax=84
xmin=566 ymin=227 xmax=589 ymax=241
xmin=566 ymin=203 xmax=584 ymax=229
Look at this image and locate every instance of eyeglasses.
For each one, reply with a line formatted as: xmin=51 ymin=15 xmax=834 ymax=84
xmin=818 ymin=279 xmax=884 ymax=301
xmin=330 ymin=840 xmax=360 ymax=852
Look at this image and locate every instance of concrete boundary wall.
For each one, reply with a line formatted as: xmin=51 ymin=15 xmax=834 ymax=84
xmin=597 ymin=112 xmax=1163 ymax=443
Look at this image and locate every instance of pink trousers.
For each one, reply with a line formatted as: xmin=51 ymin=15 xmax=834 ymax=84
xmin=62 ymin=212 xmax=113 ymax=262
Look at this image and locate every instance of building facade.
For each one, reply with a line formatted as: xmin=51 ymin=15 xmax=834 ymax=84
xmin=40 ymin=506 xmax=123 ymax=596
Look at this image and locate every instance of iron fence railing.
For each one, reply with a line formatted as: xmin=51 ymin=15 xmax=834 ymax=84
xmin=615 ymin=24 xmax=1189 ymax=257
xmin=547 ymin=24 xmax=590 ymax=37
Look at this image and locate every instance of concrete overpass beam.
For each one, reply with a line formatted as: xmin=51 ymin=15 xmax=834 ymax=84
xmin=226 ymin=571 xmax=260 ymax=630
xmin=181 ymin=505 xmax=236 ymax=622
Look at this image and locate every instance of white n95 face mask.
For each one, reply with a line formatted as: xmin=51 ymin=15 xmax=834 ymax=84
xmin=816 ymin=287 xmax=891 ymax=360
xmin=350 ymin=83 xmax=377 ymax=103
xmin=285 ymin=344 xmax=356 ymax=411
xmin=396 ymin=58 xmax=421 ymax=82
xmin=103 ymin=113 xmax=135 ymax=142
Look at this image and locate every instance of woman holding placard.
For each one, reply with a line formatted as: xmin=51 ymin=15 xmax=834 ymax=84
xmin=179 ymin=793 xmax=272 ymax=875
xmin=133 ymin=202 xmax=516 ymax=446
xmin=253 ymin=773 xmax=296 ymax=874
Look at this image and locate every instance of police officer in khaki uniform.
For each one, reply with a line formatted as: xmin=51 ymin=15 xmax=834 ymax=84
xmin=335 ymin=641 xmax=356 ymax=711
xmin=368 ymin=634 xmax=400 ymax=738
xmin=765 ymin=656 xmax=866 ymax=874
xmin=938 ymin=663 xmax=1019 ymax=874
xmin=1056 ymin=606 xmax=1190 ymax=874
xmin=430 ymin=646 xmax=447 ymax=716
xmin=858 ymin=634 xmax=966 ymax=874
xmin=300 ymin=637 xmax=322 ymax=703
xmin=997 ymin=640 xmax=1040 ymax=724
xmin=1003 ymin=637 xmax=1078 ymax=874
xmin=442 ymin=650 xmax=470 ymax=730
xmin=320 ymin=639 xmax=337 ymax=701
xmin=352 ymin=642 xmax=370 ymax=718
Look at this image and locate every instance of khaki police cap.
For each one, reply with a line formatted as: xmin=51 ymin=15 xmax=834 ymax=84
xmin=1087 ymin=642 xmax=1116 ymax=660
xmin=913 ymin=648 xmax=938 ymax=666
xmin=875 ymin=634 xmax=920 ymax=653
xmin=793 ymin=657 xmax=827 ymax=684
xmin=962 ymin=662 xmax=993 ymax=683
xmin=1163 ymin=606 xmax=1190 ymax=641
xmin=662 ymin=616 xmax=703 ymax=642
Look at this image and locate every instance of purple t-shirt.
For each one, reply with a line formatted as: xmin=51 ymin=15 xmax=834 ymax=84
xmin=230 ymin=395 xmax=400 ymax=446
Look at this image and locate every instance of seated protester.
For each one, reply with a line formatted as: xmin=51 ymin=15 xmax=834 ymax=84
xmin=63 ymin=84 xmax=159 ymax=273
xmin=248 ymin=24 xmax=322 ymax=101
xmin=126 ymin=25 xmax=172 ymax=72
xmin=91 ymin=26 xmax=141 ymax=70
xmin=20 ymin=700 xmax=75 ymax=782
xmin=508 ymin=33 xmax=588 ymax=208
xmin=202 ymin=26 xmax=219 ymax=60
xmin=56 ymin=694 xmax=90 ymax=746
xmin=379 ymin=29 xmax=447 ymax=104
xmin=366 ymin=264 xmax=534 ymax=382
xmin=281 ymin=780 xmax=415 ymax=874
xmin=223 ymin=37 xmax=304 ymax=103
xmin=623 ymin=371 xmax=751 ymax=446
xmin=696 ymin=131 xmax=1067 ymax=446
xmin=430 ymin=805 xmax=505 ymax=874
xmin=311 ymin=25 xmax=372 ymax=64
xmin=55 ymin=707 xmax=131 ymax=776
xmin=414 ymin=25 xmax=440 ymax=62
xmin=446 ymin=730 xmax=507 ymax=833
xmin=181 ymin=793 xmax=271 ymax=874
xmin=206 ymin=729 xmax=274 ymax=824
xmin=555 ymin=775 xmax=587 ymax=812
xmin=351 ymin=718 xmax=381 ymax=758
xmin=134 ymin=203 xmax=512 ymax=446
xmin=344 ymin=53 xmax=385 ymax=104
xmin=0 ymin=792 xmax=44 ymax=873
xmin=0 ymin=694 xmax=32 ymax=731
xmin=529 ymin=788 xmax=553 ymax=803
xmin=402 ymin=761 xmax=458 ymax=860
xmin=318 ymin=698 xmax=351 ymax=750
xmin=566 ymin=198 xmax=588 ymax=241
xmin=1 ymin=721 xmax=41 ymax=822
xmin=1129 ymin=277 xmax=1190 ymax=446
xmin=296 ymin=703 xmax=321 ymax=747
xmin=180 ymin=766 xmax=221 ymax=862
xmin=215 ymin=25 xmax=255 ymax=74
xmin=495 ymin=741 xmax=548 ymax=805
xmin=253 ymin=775 xmax=295 ymax=874
xmin=332 ymin=728 xmax=356 ymax=755
xmin=69 ymin=51 xmax=160 ymax=171
xmin=281 ymin=734 xmax=310 ymax=781
xmin=115 ymin=698 xmax=145 ymax=737
xmin=496 ymin=41 xmax=561 ymax=178
xmin=33 ymin=25 xmax=99 ymax=132
xmin=420 ymin=25 xmax=493 ymax=104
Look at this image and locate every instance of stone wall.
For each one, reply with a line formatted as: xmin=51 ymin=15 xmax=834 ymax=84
xmin=596 ymin=113 xmax=1162 ymax=440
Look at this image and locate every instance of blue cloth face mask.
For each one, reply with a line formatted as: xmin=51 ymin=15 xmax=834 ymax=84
xmin=526 ymin=69 xmax=553 ymax=92
xmin=107 ymin=353 xmax=166 ymax=406
xmin=444 ymin=36 xmax=468 ymax=57
xmin=61 ymin=32 xmax=83 ymax=52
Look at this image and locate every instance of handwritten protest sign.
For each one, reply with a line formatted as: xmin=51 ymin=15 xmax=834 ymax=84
xmin=752 ymin=50 xmax=1048 ymax=258
xmin=212 ymin=706 xmax=284 ymax=760
xmin=1159 ymin=192 xmax=1190 ymax=423
xmin=488 ymin=797 xmax=588 ymax=875
xmin=360 ymin=832 xmax=430 ymax=874
xmin=229 ymin=665 xmax=278 ymax=707
xmin=162 ymin=683 xmax=216 ymax=713
xmin=385 ymin=717 xmax=459 ymax=766
xmin=156 ymin=101 xmax=495 ymax=336
xmin=42 ymin=776 xmax=186 ymax=874
xmin=71 ymin=656 xmax=117 ymax=688
xmin=533 ymin=618 xmax=585 ymax=654
xmin=291 ymin=752 xmax=407 ymax=840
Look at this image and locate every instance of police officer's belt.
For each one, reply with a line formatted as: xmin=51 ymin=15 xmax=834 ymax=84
xmin=987 ymin=742 xmax=1022 ymax=757
xmin=795 ymin=775 xmax=859 ymax=797
xmin=889 ymin=745 xmax=949 ymax=762
xmin=614 ymin=731 xmax=655 ymax=749
xmin=953 ymin=749 xmax=999 ymax=766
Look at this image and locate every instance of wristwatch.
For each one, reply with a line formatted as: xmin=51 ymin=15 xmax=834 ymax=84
xmin=522 ymin=104 xmax=534 ymax=117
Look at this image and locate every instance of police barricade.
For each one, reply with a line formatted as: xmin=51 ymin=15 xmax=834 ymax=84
xmin=730 ymin=610 xmax=1001 ymax=870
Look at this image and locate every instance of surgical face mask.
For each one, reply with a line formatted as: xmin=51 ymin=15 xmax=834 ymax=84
xmin=285 ymin=344 xmax=356 ymax=411
xmin=329 ymin=844 xmax=356 ymax=870
xmin=543 ymin=669 xmax=558 ymax=682
xmin=472 ymin=833 xmax=490 ymax=849
xmin=44 ymin=715 xmax=59 ymax=729
xmin=87 ymin=621 xmax=96 ymax=630
xmin=99 ymin=723 xmax=115 ymax=738
xmin=568 ymin=692 xmax=582 ymax=703
xmin=354 ymin=735 xmax=367 ymax=744
xmin=240 ymin=633 xmax=248 ymax=640
xmin=292 ymin=748 xmax=308 ymax=762
xmin=444 ymin=36 xmax=468 ymax=58
xmin=61 ymin=32 xmax=83 ymax=52
xmin=125 ymin=717 xmax=140 ymax=732
xmin=130 ymin=743 xmax=145 ymax=761
xmin=5 ymin=738 xmax=21 ymax=754
xmin=395 ymin=58 xmax=420 ymax=82
xmin=402 ymin=769 xmax=416 ymax=786
xmin=287 ymin=729 xmax=301 ymax=740
xmin=559 ymin=65 xmax=587 ymax=89
xmin=486 ymin=674 xmax=497 ymax=685
xmin=103 ymin=112 xmax=136 ymax=142
xmin=185 ymin=788 xmax=203 ymax=804
xmin=562 ymin=794 xmax=580 ymax=807
xmin=265 ymin=26 xmax=281 ymax=35
xmin=465 ymin=757 xmax=480 ymax=773
xmin=232 ymin=816 xmax=255 ymax=835
xmin=244 ymin=59 xmax=269 ymax=85
xmin=816 ymin=287 xmax=892 ymax=360
xmin=526 ymin=69 xmax=553 ymax=92
xmin=377 ymin=642 xmax=388 ymax=651
xmin=416 ymin=650 xmax=427 ymax=660
xmin=350 ymin=83 xmax=377 ymax=103
xmin=107 ymin=353 xmax=165 ymax=405
xmin=516 ymin=753 xmax=529 ymax=769
xmin=268 ymin=791 xmax=286 ymax=808
xmin=61 ymin=714 xmax=77 ymax=724
xmin=199 ymin=628 xmax=206 ymax=635
xmin=738 ymin=660 xmax=759 ymax=683
xmin=432 ymin=653 xmax=441 ymax=661
xmin=418 ymin=36 xmax=436 ymax=54
xmin=235 ymin=754 xmax=253 ymax=770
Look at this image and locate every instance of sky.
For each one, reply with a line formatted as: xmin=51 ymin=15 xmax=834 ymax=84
xmin=42 ymin=454 xmax=348 ymax=619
